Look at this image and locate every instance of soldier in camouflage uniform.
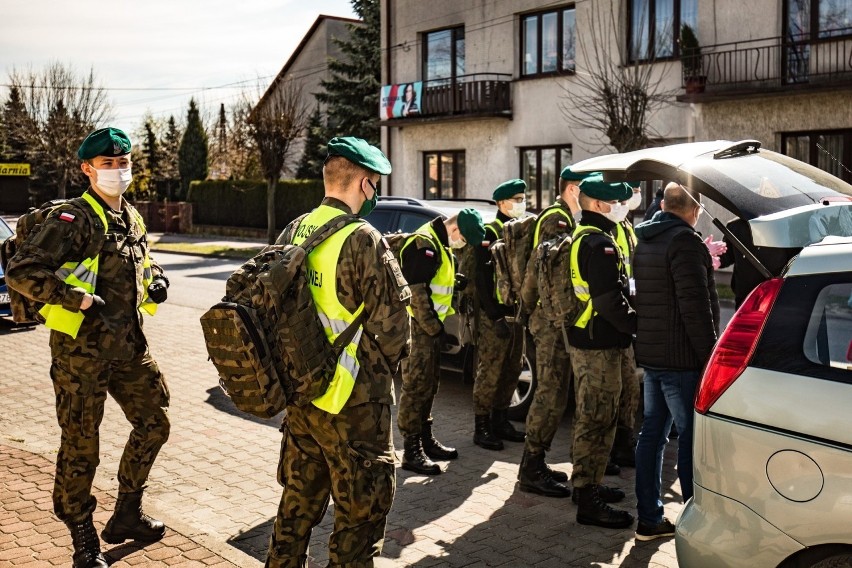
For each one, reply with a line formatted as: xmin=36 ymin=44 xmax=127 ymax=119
xmin=397 ymin=209 xmax=485 ymax=475
xmin=6 ymin=128 xmax=171 ymax=568
xmin=471 ymin=179 xmax=528 ymax=451
xmin=566 ymin=175 xmax=636 ymax=529
xmin=265 ymin=138 xmax=410 ymax=568
xmin=266 ymin=137 xmax=409 ymax=567
xmin=609 ymin=185 xmax=643 ymax=468
xmin=515 ymin=167 xmax=583 ymax=497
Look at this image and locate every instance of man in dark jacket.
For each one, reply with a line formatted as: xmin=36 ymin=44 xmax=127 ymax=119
xmin=632 ymin=182 xmax=720 ymax=541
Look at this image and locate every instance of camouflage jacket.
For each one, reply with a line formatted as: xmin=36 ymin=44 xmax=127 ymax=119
xmin=6 ymin=189 xmax=165 ymax=360
xmin=278 ymin=197 xmax=410 ymax=407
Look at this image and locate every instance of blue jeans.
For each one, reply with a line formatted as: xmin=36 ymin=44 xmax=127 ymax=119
xmin=634 ymin=368 xmax=700 ymax=525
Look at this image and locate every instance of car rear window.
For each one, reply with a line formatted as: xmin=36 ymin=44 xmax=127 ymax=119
xmin=752 ymin=273 xmax=852 ymax=383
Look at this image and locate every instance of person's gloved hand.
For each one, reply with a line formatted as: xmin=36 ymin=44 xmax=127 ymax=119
xmin=494 ymin=317 xmax=511 ymax=339
xmin=147 ymin=277 xmax=169 ymax=304
xmin=711 ymin=255 xmax=721 ymax=271
xmin=83 ymin=294 xmax=106 ymax=317
xmin=704 ymin=234 xmax=727 ymax=257
xmin=454 ymin=273 xmax=469 ymax=292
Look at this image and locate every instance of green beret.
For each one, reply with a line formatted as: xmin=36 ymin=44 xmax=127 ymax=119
xmin=492 ymin=178 xmax=527 ymax=201
xmin=77 ymin=127 xmax=131 ymax=160
xmin=560 ymin=166 xmax=597 ymax=182
xmin=579 ymin=174 xmax=632 ymax=201
xmin=457 ymin=208 xmax=485 ymax=246
xmin=326 ymin=136 xmax=392 ymax=175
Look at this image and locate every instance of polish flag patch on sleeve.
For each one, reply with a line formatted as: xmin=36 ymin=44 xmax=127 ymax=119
xmin=424 ymin=249 xmax=435 ymax=258
xmin=557 ymin=220 xmax=567 ymax=227
xmin=59 ymin=212 xmax=76 ymax=223
xmin=603 ymin=246 xmax=616 ymax=255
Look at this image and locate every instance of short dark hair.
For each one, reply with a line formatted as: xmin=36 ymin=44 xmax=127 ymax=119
xmin=663 ymin=182 xmax=700 ymax=215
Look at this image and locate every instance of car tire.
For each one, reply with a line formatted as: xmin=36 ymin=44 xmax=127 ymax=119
xmin=507 ymin=332 xmax=536 ymax=421
xmin=809 ymin=554 xmax=852 ymax=568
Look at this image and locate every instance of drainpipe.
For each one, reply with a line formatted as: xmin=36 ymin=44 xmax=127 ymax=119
xmin=384 ymin=0 xmax=394 ymax=195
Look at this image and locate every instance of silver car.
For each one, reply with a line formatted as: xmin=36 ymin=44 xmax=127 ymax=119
xmin=573 ymin=140 xmax=852 ymax=567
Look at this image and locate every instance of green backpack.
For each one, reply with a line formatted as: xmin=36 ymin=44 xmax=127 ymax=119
xmin=200 ymin=214 xmax=365 ymax=418
xmin=534 ymin=227 xmax=600 ymax=329
xmin=0 ymin=199 xmax=105 ymax=324
xmin=489 ymin=215 xmax=537 ymax=307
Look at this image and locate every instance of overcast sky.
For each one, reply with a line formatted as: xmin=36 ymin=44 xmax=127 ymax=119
xmin=0 ymin=0 xmax=357 ymax=135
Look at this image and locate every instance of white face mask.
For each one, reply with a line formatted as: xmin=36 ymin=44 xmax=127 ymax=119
xmin=506 ymin=201 xmax=526 ymax=219
xmin=94 ymin=167 xmax=132 ymax=197
xmin=602 ymin=201 xmax=629 ymax=224
xmin=626 ymin=191 xmax=642 ymax=210
xmin=449 ymin=237 xmax=467 ymax=249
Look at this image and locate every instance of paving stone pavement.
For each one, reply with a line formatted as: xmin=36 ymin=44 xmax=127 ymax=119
xmin=0 ymin=299 xmax=684 ymax=567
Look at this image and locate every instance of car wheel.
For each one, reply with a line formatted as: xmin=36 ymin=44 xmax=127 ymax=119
xmin=507 ymin=333 xmax=536 ymax=421
xmin=809 ymin=554 xmax=852 ymax=568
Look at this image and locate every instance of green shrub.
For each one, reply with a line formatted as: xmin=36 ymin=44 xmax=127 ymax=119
xmin=188 ymin=179 xmax=325 ymax=229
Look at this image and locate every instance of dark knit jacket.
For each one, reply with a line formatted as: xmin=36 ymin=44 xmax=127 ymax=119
xmin=634 ymin=211 xmax=720 ymax=371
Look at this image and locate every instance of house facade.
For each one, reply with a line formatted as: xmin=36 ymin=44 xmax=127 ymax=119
xmin=379 ymin=0 xmax=852 ymax=206
xmin=257 ymin=14 xmax=361 ymax=175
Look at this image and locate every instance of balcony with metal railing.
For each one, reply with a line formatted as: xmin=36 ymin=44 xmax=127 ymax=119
xmin=380 ymin=73 xmax=513 ymax=122
xmin=678 ymin=28 xmax=852 ymax=100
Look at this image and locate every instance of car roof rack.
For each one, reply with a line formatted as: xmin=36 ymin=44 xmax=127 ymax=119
xmin=713 ymin=140 xmax=762 ymax=160
xmin=378 ymin=196 xmax=423 ymax=205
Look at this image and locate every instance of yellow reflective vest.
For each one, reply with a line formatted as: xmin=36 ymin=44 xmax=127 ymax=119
xmin=39 ymin=193 xmax=158 ymax=339
xmin=614 ymin=221 xmax=637 ymax=277
xmin=291 ymin=204 xmax=365 ymax=414
xmin=569 ymin=224 xmax=624 ymax=329
xmin=533 ymin=204 xmax=573 ymax=248
xmin=400 ymin=222 xmax=456 ymax=322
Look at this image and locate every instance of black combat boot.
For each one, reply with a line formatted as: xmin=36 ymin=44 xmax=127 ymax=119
xmin=491 ymin=409 xmax=526 ymax=442
xmin=473 ymin=414 xmax=503 ymax=450
xmin=575 ymin=485 xmax=634 ymax=529
xmin=66 ymin=517 xmax=108 ymax=568
xmin=517 ymin=450 xmax=572 ymax=498
xmin=421 ymin=419 xmax=458 ymax=460
xmin=572 ymin=483 xmax=626 ymax=504
xmin=605 ymin=460 xmax=621 ymax=475
xmin=543 ymin=459 xmax=569 ymax=483
xmin=610 ymin=426 xmax=636 ymax=467
xmin=101 ymin=490 xmax=166 ymax=544
xmin=402 ymin=435 xmax=442 ymax=475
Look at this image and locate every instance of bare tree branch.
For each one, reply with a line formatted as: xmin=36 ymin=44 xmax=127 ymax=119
xmin=245 ymin=77 xmax=310 ymax=243
xmin=559 ymin=0 xmax=677 ymax=153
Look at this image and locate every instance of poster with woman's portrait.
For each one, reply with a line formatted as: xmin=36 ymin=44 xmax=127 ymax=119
xmin=380 ymin=82 xmax=423 ymax=118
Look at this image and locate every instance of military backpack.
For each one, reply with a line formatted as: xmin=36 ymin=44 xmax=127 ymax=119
xmin=0 ymin=198 xmax=106 ymax=324
xmin=488 ymin=215 xmax=537 ymax=307
xmin=533 ymin=227 xmax=601 ymax=342
xmin=200 ymin=214 xmax=365 ymax=418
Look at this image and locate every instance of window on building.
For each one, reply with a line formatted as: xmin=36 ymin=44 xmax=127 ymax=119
xmin=424 ymin=150 xmax=466 ymax=199
xmin=423 ymin=27 xmax=465 ymax=83
xmin=521 ymin=6 xmax=576 ymax=76
xmin=629 ymin=0 xmax=697 ymax=61
xmin=520 ymin=145 xmax=572 ymax=210
xmin=782 ymin=129 xmax=852 ymax=183
xmin=787 ymin=0 xmax=852 ymax=39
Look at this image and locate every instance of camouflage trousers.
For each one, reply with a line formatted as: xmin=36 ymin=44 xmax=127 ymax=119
xmin=472 ymin=315 xmax=524 ymax=415
xmin=266 ymin=402 xmax=396 ymax=568
xmin=397 ymin=321 xmax=442 ymax=437
xmin=49 ymin=352 xmax=170 ymax=523
xmin=524 ymin=310 xmax=572 ymax=453
xmin=618 ymin=345 xmax=640 ymax=432
xmin=568 ymin=345 xmax=628 ymax=488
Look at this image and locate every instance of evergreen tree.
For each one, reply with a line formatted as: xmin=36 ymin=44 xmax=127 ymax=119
xmin=3 ymin=86 xmax=34 ymax=162
xmin=316 ymin=0 xmax=380 ymax=144
xmin=210 ymin=103 xmax=230 ymax=179
xmin=177 ymin=98 xmax=208 ymax=200
xmin=295 ymin=107 xmax=327 ymax=180
xmin=143 ymin=121 xmax=160 ymax=178
xmin=161 ymin=115 xmax=181 ymax=199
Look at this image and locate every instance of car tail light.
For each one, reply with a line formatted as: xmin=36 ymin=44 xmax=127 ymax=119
xmin=695 ymin=277 xmax=784 ymax=414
